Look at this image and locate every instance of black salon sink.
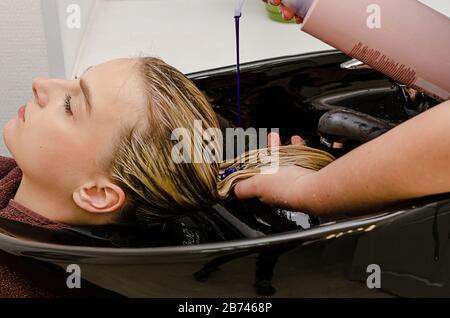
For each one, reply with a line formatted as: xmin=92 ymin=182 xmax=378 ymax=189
xmin=0 ymin=50 xmax=448 ymax=298
xmin=310 ymin=84 xmax=406 ymax=119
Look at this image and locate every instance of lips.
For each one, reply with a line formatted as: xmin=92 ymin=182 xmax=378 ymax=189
xmin=18 ymin=105 xmax=26 ymax=122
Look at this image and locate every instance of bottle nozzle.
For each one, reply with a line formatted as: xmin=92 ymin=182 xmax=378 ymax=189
xmin=235 ymin=0 xmax=245 ymax=17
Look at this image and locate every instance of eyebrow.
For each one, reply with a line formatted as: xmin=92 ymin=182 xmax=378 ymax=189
xmin=79 ymin=72 xmax=93 ymax=118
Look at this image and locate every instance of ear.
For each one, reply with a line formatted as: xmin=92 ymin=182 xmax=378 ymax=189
xmin=72 ymin=178 xmax=126 ymax=214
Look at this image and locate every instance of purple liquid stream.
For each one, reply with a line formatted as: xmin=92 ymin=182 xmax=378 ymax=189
xmin=235 ymin=15 xmax=241 ymax=127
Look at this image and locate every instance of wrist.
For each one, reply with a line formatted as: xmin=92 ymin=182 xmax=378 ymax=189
xmin=292 ymin=170 xmax=322 ymax=214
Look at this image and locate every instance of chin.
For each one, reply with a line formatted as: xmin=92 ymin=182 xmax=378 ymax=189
xmin=2 ymin=119 xmax=14 ymax=155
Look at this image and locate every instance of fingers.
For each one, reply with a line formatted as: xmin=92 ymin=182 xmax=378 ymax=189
xmin=267 ymin=0 xmax=295 ymax=19
xmin=291 ymin=135 xmax=305 ymax=145
xmin=268 ymin=132 xmax=281 ymax=147
xmin=234 ymin=175 xmax=261 ymax=200
xmin=295 ymin=16 xmax=304 ymax=24
xmin=235 ymin=167 xmax=314 ymax=207
xmin=234 ymin=173 xmax=283 ymax=203
xmin=280 ymin=4 xmax=296 ymax=20
xmin=268 ymin=133 xmax=305 ymax=147
xmin=265 ymin=0 xmax=302 ymax=23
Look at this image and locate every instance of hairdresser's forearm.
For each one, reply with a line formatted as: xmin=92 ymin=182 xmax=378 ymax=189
xmin=298 ymin=100 xmax=450 ymax=215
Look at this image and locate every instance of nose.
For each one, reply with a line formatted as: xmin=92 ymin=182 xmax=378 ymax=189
xmin=32 ymin=77 xmax=50 ymax=107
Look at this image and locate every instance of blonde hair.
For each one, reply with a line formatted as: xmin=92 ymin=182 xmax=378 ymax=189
xmin=107 ymin=57 xmax=335 ymax=223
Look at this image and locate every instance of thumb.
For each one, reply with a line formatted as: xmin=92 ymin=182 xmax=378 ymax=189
xmin=234 ymin=176 xmax=260 ymax=200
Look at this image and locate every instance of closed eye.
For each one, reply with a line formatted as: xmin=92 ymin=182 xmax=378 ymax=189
xmin=63 ymin=94 xmax=73 ymax=115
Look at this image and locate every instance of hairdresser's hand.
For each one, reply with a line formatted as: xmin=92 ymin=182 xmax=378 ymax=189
xmin=263 ymin=0 xmax=304 ymax=24
xmin=234 ymin=133 xmax=316 ymax=211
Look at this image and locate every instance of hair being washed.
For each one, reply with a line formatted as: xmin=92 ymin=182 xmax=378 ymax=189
xmin=107 ymin=57 xmax=335 ymax=223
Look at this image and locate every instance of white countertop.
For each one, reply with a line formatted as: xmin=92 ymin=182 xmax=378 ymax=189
xmin=72 ymin=0 xmax=450 ymax=77
xmin=72 ymin=0 xmax=333 ymax=76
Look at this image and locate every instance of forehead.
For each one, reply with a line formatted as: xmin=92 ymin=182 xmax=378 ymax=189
xmin=90 ymin=58 xmax=140 ymax=78
xmin=85 ymin=58 xmax=146 ymax=120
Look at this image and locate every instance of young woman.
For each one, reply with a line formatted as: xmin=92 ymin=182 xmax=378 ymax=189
xmin=1 ymin=57 xmax=333 ymax=229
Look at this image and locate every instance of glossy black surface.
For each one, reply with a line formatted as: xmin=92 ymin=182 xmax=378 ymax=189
xmin=317 ymin=108 xmax=396 ymax=145
xmin=194 ymin=50 xmax=413 ymax=152
xmin=0 ymin=50 xmax=448 ymax=297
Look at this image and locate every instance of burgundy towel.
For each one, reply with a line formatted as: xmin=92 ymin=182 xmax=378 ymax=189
xmin=0 ymin=156 xmax=66 ymax=230
xmin=0 ymin=156 xmax=118 ymax=298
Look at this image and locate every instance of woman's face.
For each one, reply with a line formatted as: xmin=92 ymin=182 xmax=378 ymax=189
xmin=3 ymin=58 xmax=146 ymax=194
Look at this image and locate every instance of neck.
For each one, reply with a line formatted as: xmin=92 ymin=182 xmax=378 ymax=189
xmin=14 ymin=174 xmax=120 ymax=226
xmin=12 ymin=173 xmax=104 ymax=225
xmin=13 ymin=175 xmax=76 ymax=224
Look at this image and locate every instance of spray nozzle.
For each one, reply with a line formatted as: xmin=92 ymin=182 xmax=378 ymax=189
xmin=234 ymin=0 xmax=245 ymax=17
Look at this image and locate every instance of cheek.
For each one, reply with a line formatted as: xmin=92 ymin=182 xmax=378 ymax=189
xmin=14 ymin=119 xmax=90 ymax=187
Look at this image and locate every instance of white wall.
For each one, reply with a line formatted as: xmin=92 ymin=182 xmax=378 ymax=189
xmin=0 ymin=0 xmax=97 ymax=156
xmin=56 ymin=0 xmax=96 ymax=79
xmin=0 ymin=0 xmax=49 ymax=156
